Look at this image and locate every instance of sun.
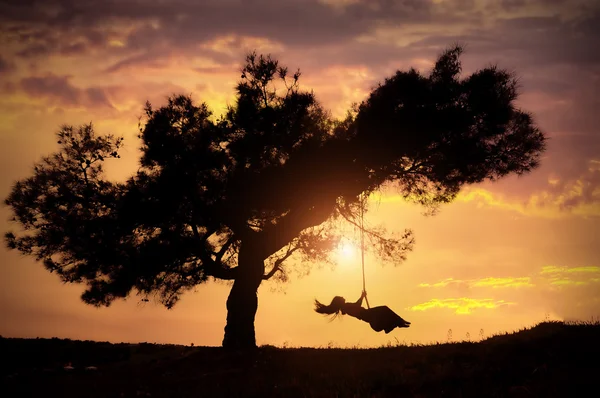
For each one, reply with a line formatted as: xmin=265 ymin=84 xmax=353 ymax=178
xmin=338 ymin=241 xmax=357 ymax=260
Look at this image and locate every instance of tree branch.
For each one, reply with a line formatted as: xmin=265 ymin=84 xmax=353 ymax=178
xmin=259 ymin=195 xmax=337 ymax=259
xmin=191 ymin=223 xmax=217 ymax=244
xmin=215 ymin=235 xmax=236 ymax=262
xmin=262 ymin=244 xmax=298 ymax=280
xmin=189 ymin=223 xmax=238 ymax=280
xmin=262 ymin=265 xmax=281 ymax=280
xmin=335 ymin=204 xmax=390 ymax=242
xmin=204 ymin=264 xmax=239 ymax=280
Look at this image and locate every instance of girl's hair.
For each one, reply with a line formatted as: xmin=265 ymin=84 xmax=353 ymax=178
xmin=314 ymin=296 xmax=346 ymax=320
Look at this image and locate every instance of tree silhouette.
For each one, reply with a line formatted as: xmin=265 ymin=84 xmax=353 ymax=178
xmin=4 ymin=47 xmax=546 ymax=349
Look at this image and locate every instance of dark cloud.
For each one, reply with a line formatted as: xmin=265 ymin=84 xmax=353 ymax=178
xmin=404 ymin=12 xmax=600 ymax=70
xmin=16 ymin=43 xmax=53 ymax=58
xmin=3 ymin=0 xmax=598 ymax=84
xmin=394 ymin=10 xmax=600 ymax=165
xmin=12 ymin=28 xmax=111 ymax=59
xmin=60 ymin=41 xmax=89 ymax=56
xmin=85 ymin=87 xmax=113 ymax=108
xmin=21 ymin=75 xmax=79 ymax=104
xmin=499 ymin=0 xmax=527 ymax=11
xmin=0 ymin=56 xmax=16 ymax=75
xmin=497 ymin=14 xmax=600 ymax=67
xmin=1 ymin=81 xmax=17 ymax=93
xmin=19 ymin=74 xmax=114 ymax=109
xmin=1 ymin=0 xmax=431 ymax=54
xmin=2 ymin=0 xmax=600 ymax=160
xmin=103 ymin=52 xmax=168 ymax=74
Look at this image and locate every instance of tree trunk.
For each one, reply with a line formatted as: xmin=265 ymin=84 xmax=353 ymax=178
xmin=222 ymin=244 xmax=264 ymax=349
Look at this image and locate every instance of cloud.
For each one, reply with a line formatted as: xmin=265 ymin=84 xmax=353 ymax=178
xmin=419 ymin=266 xmax=599 ymax=291
xmin=544 ymin=161 xmax=600 ymax=210
xmin=103 ymin=52 xmax=168 ymax=74
xmin=419 ymin=277 xmax=534 ymax=289
xmin=2 ymin=0 xmax=600 ymax=199
xmin=104 ymin=33 xmax=285 ymax=74
xmin=2 ymin=0 xmax=598 ymax=130
xmin=540 ymin=265 xmax=600 ymax=275
xmin=19 ymin=74 xmax=114 ymax=109
xmin=539 ymin=265 xmax=600 ymax=289
xmin=451 ymin=159 xmax=600 ymax=218
xmin=418 ymin=278 xmax=458 ymax=288
xmin=2 ymin=0 xmax=596 ymax=69
xmin=1 ymin=0 xmax=600 ymax=346
xmin=409 ymin=298 xmax=516 ymax=314
xmin=0 ymin=0 xmax=430 ymax=61
xmin=549 ymin=279 xmax=587 ymax=287
xmin=534 ymin=264 xmax=600 ymax=320
xmin=6 ymin=22 xmax=112 ymax=59
xmin=413 ymin=265 xmax=600 ymax=319
xmin=0 ymin=55 xmax=15 ymax=76
xmin=374 ymin=167 xmax=600 ymax=219
xmin=472 ymin=277 xmax=534 ymax=288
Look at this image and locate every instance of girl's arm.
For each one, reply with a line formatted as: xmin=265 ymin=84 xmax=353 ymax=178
xmin=352 ymin=291 xmax=366 ymax=306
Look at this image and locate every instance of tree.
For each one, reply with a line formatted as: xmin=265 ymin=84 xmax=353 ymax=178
xmin=4 ymin=47 xmax=546 ymax=349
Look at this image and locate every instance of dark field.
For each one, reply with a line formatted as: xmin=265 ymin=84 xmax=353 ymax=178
xmin=1 ymin=321 xmax=598 ymax=397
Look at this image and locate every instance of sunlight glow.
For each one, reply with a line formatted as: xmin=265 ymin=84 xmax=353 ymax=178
xmin=338 ymin=241 xmax=357 ymax=261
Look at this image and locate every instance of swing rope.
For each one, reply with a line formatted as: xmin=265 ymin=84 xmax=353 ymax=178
xmin=360 ymin=193 xmax=370 ymax=309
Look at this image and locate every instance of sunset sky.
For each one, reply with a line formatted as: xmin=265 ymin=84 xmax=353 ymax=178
xmin=1 ymin=0 xmax=599 ymax=348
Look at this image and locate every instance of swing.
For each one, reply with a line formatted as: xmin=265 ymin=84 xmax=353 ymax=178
xmin=359 ymin=192 xmax=370 ymax=309
xmin=314 ymin=194 xmax=411 ymax=333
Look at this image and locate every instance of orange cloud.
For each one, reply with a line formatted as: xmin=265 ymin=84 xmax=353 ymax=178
xmin=419 ymin=277 xmax=534 ymax=289
xmin=18 ymin=74 xmax=114 ymax=110
xmin=539 ymin=265 xmax=600 ymax=289
xmin=472 ymin=277 xmax=535 ymax=288
xmin=200 ymin=34 xmax=284 ymax=55
xmin=409 ymin=298 xmax=516 ymax=314
xmin=419 ymin=267 xmax=600 ymax=293
xmin=418 ymin=278 xmax=456 ymax=288
xmin=373 ymin=159 xmax=600 ymax=219
xmin=540 ymin=265 xmax=600 ymax=275
xmin=459 ymin=160 xmax=600 ymax=218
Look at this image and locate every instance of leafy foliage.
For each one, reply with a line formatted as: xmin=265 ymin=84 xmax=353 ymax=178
xmin=4 ymin=47 xmax=546 ymax=309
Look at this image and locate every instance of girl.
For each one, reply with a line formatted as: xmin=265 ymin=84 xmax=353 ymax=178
xmin=315 ymin=291 xmax=411 ymax=334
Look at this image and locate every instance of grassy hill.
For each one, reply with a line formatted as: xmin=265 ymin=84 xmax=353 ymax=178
xmin=2 ymin=321 xmax=598 ymax=397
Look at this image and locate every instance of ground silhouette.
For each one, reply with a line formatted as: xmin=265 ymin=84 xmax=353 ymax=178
xmin=2 ymin=321 xmax=598 ymax=397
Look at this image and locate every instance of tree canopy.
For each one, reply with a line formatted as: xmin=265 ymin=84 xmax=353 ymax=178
xmin=4 ymin=47 xmax=546 ymax=347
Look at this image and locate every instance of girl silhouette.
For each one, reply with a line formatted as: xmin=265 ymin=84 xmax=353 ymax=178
xmin=314 ymin=292 xmax=411 ymax=334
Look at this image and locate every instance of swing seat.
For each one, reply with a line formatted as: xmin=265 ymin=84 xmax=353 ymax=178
xmin=362 ymin=305 xmax=411 ymax=334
